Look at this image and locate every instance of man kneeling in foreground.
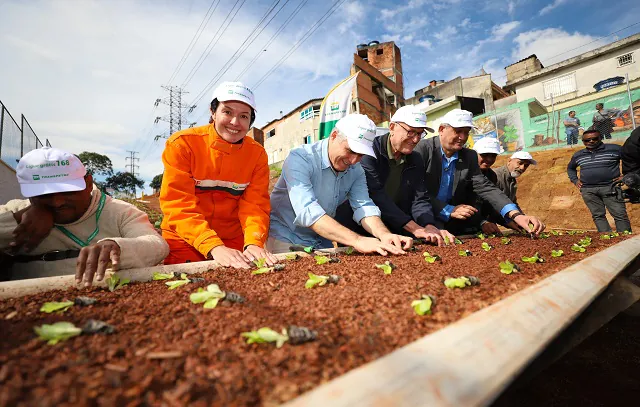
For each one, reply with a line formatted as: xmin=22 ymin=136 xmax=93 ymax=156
xmin=268 ymin=114 xmax=413 ymax=255
xmin=0 ymin=147 xmax=169 ymax=285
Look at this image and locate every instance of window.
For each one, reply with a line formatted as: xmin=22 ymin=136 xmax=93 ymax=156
xmin=542 ymin=72 xmax=577 ymax=100
xmin=376 ymin=48 xmax=383 ymax=55
xmin=617 ymin=52 xmax=634 ymax=67
xmin=299 ymin=106 xmax=314 ymax=122
xmin=312 ymin=105 xmax=320 ymax=116
xmin=304 ymin=135 xmax=312 ymax=144
xmin=267 ymin=129 xmax=276 ymax=138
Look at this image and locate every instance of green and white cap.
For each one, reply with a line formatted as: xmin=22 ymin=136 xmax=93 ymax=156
xmin=212 ymin=81 xmax=257 ymax=111
xmin=390 ymin=105 xmax=434 ymax=133
xmin=16 ymin=147 xmax=87 ymax=198
xmin=334 ymin=114 xmax=377 ymax=157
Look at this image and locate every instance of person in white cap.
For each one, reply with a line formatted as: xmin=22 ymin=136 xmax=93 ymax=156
xmin=159 ymin=81 xmax=276 ymax=269
xmin=493 ymin=150 xmax=537 ymax=207
xmin=337 ymin=105 xmax=454 ymax=246
xmin=414 ymin=109 xmax=545 ymax=236
xmin=0 ymin=147 xmax=169 ymax=282
xmin=268 ymin=113 xmax=413 ymax=255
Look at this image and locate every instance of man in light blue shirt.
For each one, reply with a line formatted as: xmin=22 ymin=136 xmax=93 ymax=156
xmin=268 ymin=114 xmax=413 ymax=255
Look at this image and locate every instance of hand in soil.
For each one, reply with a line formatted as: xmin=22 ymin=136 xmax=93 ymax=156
xmin=379 ymin=232 xmax=413 ymax=251
xmin=210 ymin=245 xmax=251 ymax=269
xmin=10 ymin=205 xmax=54 ymax=252
xmin=243 ymin=245 xmax=278 ymax=266
xmin=353 ymin=236 xmax=404 ymax=256
xmin=481 ymin=222 xmax=502 ymax=236
xmin=413 ymin=225 xmax=444 ymax=246
xmin=75 ymin=240 xmax=121 ymax=287
xmin=440 ymin=230 xmax=456 ymax=246
xmin=512 ymin=215 xmax=545 ymax=235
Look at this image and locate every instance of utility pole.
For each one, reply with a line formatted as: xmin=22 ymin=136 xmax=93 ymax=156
xmin=125 ymin=150 xmax=140 ymax=198
xmin=154 ymin=85 xmax=196 ymax=140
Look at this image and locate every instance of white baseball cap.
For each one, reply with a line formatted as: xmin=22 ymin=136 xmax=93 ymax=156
xmin=473 ymin=137 xmax=502 ymax=155
xmin=510 ymin=151 xmax=537 ymax=165
xmin=211 ymin=81 xmax=257 ymax=111
xmin=390 ymin=106 xmax=435 ymax=133
xmin=440 ymin=109 xmax=478 ymax=129
xmin=16 ymin=147 xmax=87 ymax=198
xmin=334 ymin=114 xmax=377 ymax=157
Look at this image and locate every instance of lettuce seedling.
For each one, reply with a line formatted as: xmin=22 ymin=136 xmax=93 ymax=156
xmin=252 ymin=267 xmax=274 ymax=275
xmin=423 ymin=252 xmax=441 ymax=264
xmin=481 ymin=242 xmax=492 ymax=252
xmin=499 ymin=261 xmax=520 ymax=274
xmin=539 ymin=233 xmax=550 ymax=239
xmin=600 ymin=234 xmax=612 ymax=240
xmin=344 ymin=246 xmax=354 ymax=255
xmin=106 ymin=274 xmax=130 ymax=292
xmin=551 ymin=249 xmax=564 ymax=257
xmin=375 ymin=261 xmax=396 ymax=275
xmin=253 ymin=258 xmax=266 ymax=268
xmin=476 ymin=233 xmax=486 ymax=240
xmin=190 ymin=284 xmax=226 ymax=309
xmin=314 ymin=255 xmax=339 ymax=265
xmin=411 ymin=295 xmax=435 ymax=316
xmin=152 ymin=272 xmax=174 ymax=280
xmin=285 ymin=253 xmax=300 ymax=261
xmin=444 ymin=276 xmax=479 ymax=289
xmin=165 ymin=273 xmax=190 ymax=289
xmin=550 ymin=230 xmax=563 ymax=236
xmin=578 ymin=237 xmax=592 ymax=247
xmin=458 ymin=249 xmax=472 ymax=257
xmin=241 ymin=327 xmax=289 ymax=348
xmin=443 ymin=236 xmax=450 ymax=245
xmin=455 ymin=238 xmax=463 ymax=244
xmin=501 ymin=237 xmax=511 ymax=245
xmin=521 ymin=252 xmax=544 ymax=263
xmin=34 ymin=322 xmax=82 ymax=345
xmin=40 ymin=301 xmax=74 ymax=314
xmin=304 ymin=272 xmax=339 ymax=288
xmin=623 ymin=231 xmax=632 ymax=235
xmin=568 ymin=230 xmax=577 ymax=235
xmin=571 ymin=244 xmax=586 ymax=252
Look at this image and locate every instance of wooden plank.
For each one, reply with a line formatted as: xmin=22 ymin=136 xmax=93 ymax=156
xmin=283 ymin=235 xmax=640 ymax=407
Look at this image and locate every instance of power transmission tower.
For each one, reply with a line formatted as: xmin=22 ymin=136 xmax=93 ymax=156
xmin=125 ymin=150 xmax=140 ymax=198
xmin=154 ymin=86 xmax=196 ymax=141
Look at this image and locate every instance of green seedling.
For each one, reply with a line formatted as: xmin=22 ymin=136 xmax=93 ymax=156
xmin=499 ymin=261 xmax=520 ymax=274
xmin=443 ymin=236 xmax=450 ymax=245
xmin=578 ymin=237 xmax=592 ymax=247
xmin=189 ymin=284 xmax=226 ymax=309
xmin=305 ymin=272 xmax=340 ymax=289
xmin=314 ymin=255 xmax=340 ymax=265
xmin=600 ymin=234 xmax=612 ymax=240
xmin=623 ymin=231 xmax=632 ymax=235
xmin=521 ymin=252 xmax=544 ymax=263
xmin=242 ymin=327 xmax=289 ymax=348
xmin=165 ymin=273 xmax=190 ymax=289
xmin=253 ymin=258 xmax=267 ymax=268
xmin=550 ymin=230 xmax=563 ymax=236
xmin=444 ymin=276 xmax=479 ymax=289
xmin=285 ymin=253 xmax=300 ymax=261
xmin=152 ymin=272 xmax=174 ymax=280
xmin=106 ymin=274 xmax=130 ymax=292
xmin=34 ymin=322 xmax=82 ymax=345
xmin=481 ymin=242 xmax=492 ymax=252
xmin=539 ymin=233 xmax=550 ymax=239
xmin=551 ymin=249 xmax=564 ymax=257
xmin=458 ymin=249 xmax=472 ymax=257
xmin=571 ymin=244 xmax=586 ymax=253
xmin=568 ymin=230 xmax=577 ymax=235
xmin=455 ymin=238 xmax=463 ymax=245
xmin=501 ymin=237 xmax=511 ymax=245
xmin=476 ymin=233 xmax=486 ymax=240
xmin=375 ymin=261 xmax=396 ymax=275
xmin=252 ymin=267 xmax=275 ymax=275
xmin=411 ymin=295 xmax=435 ymax=316
xmin=344 ymin=246 xmax=354 ymax=255
xmin=40 ymin=301 xmax=74 ymax=314
xmin=611 ymin=231 xmax=620 ymax=237
xmin=423 ymin=252 xmax=441 ymax=264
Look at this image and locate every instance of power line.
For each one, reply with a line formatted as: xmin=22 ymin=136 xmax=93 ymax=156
xmin=166 ymin=0 xmax=222 ymax=85
xmin=252 ymin=0 xmax=348 ymax=90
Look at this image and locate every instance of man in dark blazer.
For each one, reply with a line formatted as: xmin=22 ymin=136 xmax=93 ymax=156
xmin=413 ymin=109 xmax=545 ymax=236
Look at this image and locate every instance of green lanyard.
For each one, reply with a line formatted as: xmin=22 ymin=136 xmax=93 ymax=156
xmin=56 ymin=192 xmax=107 ymax=247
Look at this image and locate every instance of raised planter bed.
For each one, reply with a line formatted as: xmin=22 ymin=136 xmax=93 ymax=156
xmin=0 ymin=232 xmax=637 ymax=406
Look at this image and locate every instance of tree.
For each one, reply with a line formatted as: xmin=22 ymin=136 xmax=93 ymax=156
xmin=149 ymin=173 xmax=163 ymax=191
xmin=105 ymin=171 xmax=145 ymax=195
xmin=77 ymin=152 xmax=114 ymax=177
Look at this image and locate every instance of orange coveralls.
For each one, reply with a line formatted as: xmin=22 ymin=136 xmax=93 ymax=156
xmin=159 ymin=124 xmax=271 ymax=264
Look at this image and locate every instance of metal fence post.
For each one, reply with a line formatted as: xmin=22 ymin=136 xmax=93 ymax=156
xmin=20 ymin=114 xmax=25 ymax=157
xmin=0 ymin=104 xmax=4 ymax=158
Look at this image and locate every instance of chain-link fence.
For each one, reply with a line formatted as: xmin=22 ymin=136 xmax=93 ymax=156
xmin=0 ymin=101 xmax=49 ymax=170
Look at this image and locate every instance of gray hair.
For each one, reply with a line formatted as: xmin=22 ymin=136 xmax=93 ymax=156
xmin=331 ymin=128 xmax=347 ymax=142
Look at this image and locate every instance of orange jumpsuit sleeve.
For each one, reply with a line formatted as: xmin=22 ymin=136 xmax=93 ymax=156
xmin=160 ymin=140 xmax=224 ymax=257
xmin=238 ymin=148 xmax=271 ymax=248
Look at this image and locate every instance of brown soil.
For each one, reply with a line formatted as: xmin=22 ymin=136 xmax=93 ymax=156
xmin=0 ymin=233 xmax=629 ymax=406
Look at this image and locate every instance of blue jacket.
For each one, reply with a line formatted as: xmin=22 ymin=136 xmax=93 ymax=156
xmin=360 ymin=133 xmax=435 ymax=233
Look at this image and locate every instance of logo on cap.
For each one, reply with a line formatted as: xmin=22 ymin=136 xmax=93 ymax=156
xmin=32 ymin=175 xmax=40 ymax=180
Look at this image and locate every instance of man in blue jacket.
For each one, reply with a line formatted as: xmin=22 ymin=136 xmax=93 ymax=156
xmin=340 ymin=106 xmax=453 ymax=246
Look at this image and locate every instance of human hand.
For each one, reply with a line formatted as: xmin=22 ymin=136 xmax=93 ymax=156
xmin=513 ymin=215 xmax=546 ymax=235
xmin=440 ymin=229 xmax=456 ymax=246
xmin=450 ymin=204 xmax=478 ymax=220
xmin=414 ymin=225 xmax=444 ymax=246
xmin=76 ymin=240 xmax=120 ymax=287
xmin=481 ymin=222 xmax=502 ymax=236
xmin=210 ymin=245 xmax=251 ymax=269
xmin=380 ymin=232 xmax=412 ymax=251
xmin=10 ymin=206 xmax=54 ymax=252
xmin=575 ymin=181 xmax=583 ymax=189
xmin=353 ymin=236 xmax=404 ymax=256
xmin=243 ymin=244 xmax=278 ymax=266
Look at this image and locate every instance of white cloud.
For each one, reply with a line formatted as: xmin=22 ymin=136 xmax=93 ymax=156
xmin=539 ymin=0 xmax=570 ymax=16
xmin=3 ymin=35 xmax=59 ymax=61
xmin=508 ymin=1 xmax=516 ymax=16
xmin=490 ymin=21 xmax=521 ymax=41
xmin=414 ymin=39 xmax=433 ymax=50
xmin=511 ymin=28 xmax=608 ymax=65
xmin=338 ymin=1 xmax=365 ymax=35
xmin=459 ymin=18 xmax=471 ymax=27
xmin=380 ymin=0 xmax=427 ymax=19
xmin=434 ymin=26 xmax=458 ymax=41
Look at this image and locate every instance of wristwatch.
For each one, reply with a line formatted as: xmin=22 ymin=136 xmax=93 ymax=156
xmin=508 ymin=211 xmax=524 ymax=222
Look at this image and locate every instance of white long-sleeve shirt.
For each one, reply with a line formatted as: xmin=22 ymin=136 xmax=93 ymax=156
xmin=0 ymin=189 xmax=169 ymax=279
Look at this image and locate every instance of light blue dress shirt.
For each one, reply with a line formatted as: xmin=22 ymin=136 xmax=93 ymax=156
xmin=269 ymin=138 xmax=381 ymax=248
xmin=436 ymin=147 xmax=517 ymax=222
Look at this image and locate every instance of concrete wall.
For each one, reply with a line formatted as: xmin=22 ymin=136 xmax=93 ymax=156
xmin=513 ymin=42 xmax=640 ymax=106
xmin=0 ymin=160 xmax=21 ymax=202
xmin=407 ymin=74 xmax=495 ymax=112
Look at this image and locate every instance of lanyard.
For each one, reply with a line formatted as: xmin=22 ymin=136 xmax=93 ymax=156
xmin=56 ymin=192 xmax=106 ymax=247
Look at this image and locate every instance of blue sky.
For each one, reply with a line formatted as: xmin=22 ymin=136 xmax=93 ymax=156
xmin=1 ymin=0 xmax=639 ymax=194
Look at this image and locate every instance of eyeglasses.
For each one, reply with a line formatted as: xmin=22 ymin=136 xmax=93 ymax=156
xmin=396 ymin=122 xmax=425 ymax=140
xmin=582 ymin=137 xmax=600 ymax=143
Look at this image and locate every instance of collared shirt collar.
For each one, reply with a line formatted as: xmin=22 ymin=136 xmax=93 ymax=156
xmin=440 ymin=146 xmax=458 ymax=163
xmin=386 ymin=135 xmax=405 ymax=165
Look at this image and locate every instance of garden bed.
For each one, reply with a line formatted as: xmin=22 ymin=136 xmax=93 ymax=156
xmin=0 ymin=232 xmax=633 ymax=406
